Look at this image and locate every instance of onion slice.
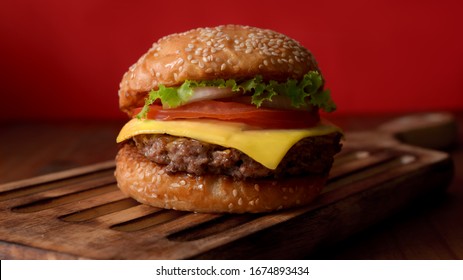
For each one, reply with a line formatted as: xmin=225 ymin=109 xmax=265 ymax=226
xmin=221 ymin=95 xmax=315 ymax=111
xmin=186 ymin=87 xmax=237 ymax=104
xmin=183 ymin=87 xmax=314 ymax=111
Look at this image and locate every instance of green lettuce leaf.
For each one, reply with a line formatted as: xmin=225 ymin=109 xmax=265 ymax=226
xmin=136 ymin=71 xmax=336 ymax=119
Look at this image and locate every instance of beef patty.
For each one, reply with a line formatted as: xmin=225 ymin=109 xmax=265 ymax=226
xmin=132 ymin=133 xmax=342 ymax=179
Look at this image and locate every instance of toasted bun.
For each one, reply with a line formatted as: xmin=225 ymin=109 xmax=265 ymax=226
xmin=115 ymin=144 xmax=326 ymax=213
xmin=118 ymin=25 xmax=321 ymax=115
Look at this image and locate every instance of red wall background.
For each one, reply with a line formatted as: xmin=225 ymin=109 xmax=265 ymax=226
xmin=1 ymin=0 xmax=462 ymax=120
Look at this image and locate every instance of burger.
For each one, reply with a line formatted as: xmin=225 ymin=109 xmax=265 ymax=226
xmin=115 ymin=25 xmax=342 ymax=213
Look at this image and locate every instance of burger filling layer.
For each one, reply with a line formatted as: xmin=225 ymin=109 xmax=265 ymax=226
xmin=131 ymin=132 xmax=342 ymax=179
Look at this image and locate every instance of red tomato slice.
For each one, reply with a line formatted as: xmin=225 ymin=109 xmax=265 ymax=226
xmin=133 ymin=101 xmax=320 ymax=129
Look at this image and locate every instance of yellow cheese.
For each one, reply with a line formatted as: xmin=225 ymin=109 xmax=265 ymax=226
xmin=117 ymin=119 xmax=341 ymax=170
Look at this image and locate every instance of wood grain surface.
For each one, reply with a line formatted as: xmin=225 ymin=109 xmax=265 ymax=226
xmin=0 ymin=112 xmax=461 ymax=259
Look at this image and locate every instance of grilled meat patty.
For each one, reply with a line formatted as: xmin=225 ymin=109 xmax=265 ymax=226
xmin=132 ymin=133 xmax=342 ymax=179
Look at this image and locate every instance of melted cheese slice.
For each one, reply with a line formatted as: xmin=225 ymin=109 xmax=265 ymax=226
xmin=117 ymin=119 xmax=341 ymax=170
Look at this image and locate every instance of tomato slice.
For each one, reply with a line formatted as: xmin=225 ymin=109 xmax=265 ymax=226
xmin=133 ymin=101 xmax=320 ymax=129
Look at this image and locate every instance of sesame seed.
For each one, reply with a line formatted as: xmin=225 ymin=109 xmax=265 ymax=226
xmin=263 ymin=59 xmax=268 ymax=66
xmin=249 ymin=200 xmax=255 ymax=206
xmin=228 ymin=203 xmax=233 ymax=209
xmin=254 ymin=184 xmax=260 ymax=192
xmin=238 ymin=198 xmax=243 ymax=205
xmin=191 ymin=59 xmax=198 ymax=64
xmin=205 ymin=68 xmax=213 ymax=73
xmin=156 ymin=72 xmax=161 ymax=78
xmin=245 ymin=49 xmax=252 ymax=54
xmin=188 ymin=43 xmax=194 ymax=48
xmin=232 ymin=189 xmax=238 ymax=197
xmin=220 ymin=63 xmax=226 ymax=71
xmin=184 ymin=47 xmax=192 ymax=52
xmin=187 ymin=55 xmax=193 ymax=60
xmin=198 ymin=61 xmax=204 ymax=68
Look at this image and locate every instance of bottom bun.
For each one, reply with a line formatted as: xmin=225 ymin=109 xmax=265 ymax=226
xmin=115 ymin=143 xmax=327 ymax=213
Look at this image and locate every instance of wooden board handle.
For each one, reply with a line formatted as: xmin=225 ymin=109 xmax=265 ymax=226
xmin=378 ymin=112 xmax=458 ymax=150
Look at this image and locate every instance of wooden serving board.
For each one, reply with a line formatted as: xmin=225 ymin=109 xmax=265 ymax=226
xmin=0 ymin=113 xmax=455 ymax=259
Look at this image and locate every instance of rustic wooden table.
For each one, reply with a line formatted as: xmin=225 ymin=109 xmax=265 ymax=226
xmin=0 ymin=112 xmax=462 ymax=259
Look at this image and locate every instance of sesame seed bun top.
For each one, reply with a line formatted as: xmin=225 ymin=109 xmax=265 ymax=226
xmin=118 ymin=25 xmax=321 ymax=115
